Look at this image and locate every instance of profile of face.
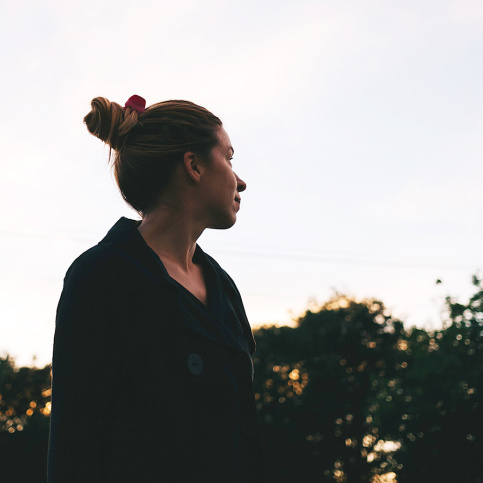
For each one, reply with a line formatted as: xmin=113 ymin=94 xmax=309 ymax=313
xmin=199 ymin=126 xmax=247 ymax=230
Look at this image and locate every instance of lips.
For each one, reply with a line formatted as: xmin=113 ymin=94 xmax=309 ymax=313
xmin=235 ymin=196 xmax=241 ymax=203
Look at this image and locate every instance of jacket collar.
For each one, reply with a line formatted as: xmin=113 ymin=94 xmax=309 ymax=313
xmin=98 ymin=216 xmax=142 ymax=245
xmin=98 ymin=217 xmax=256 ymax=355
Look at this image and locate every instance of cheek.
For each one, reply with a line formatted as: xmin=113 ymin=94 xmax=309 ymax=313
xmin=219 ymin=171 xmax=235 ymax=193
xmin=228 ymin=171 xmax=237 ymax=189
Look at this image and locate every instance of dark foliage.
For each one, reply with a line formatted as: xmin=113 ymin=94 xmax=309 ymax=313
xmin=0 ymin=357 xmax=51 ymax=483
xmin=254 ymin=276 xmax=483 ymax=482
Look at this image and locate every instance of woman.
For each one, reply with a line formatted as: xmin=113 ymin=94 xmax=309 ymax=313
xmin=47 ymin=95 xmax=268 ymax=483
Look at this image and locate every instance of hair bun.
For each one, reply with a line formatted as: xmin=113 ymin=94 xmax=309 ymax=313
xmin=83 ymin=97 xmax=140 ymax=151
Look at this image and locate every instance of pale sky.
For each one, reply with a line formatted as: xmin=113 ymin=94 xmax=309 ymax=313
xmin=1 ymin=0 xmax=482 ymax=367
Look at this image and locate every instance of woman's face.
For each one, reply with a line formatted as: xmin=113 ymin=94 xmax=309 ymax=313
xmin=200 ymin=126 xmax=246 ymax=229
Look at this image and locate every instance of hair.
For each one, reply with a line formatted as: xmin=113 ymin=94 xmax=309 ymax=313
xmin=83 ymin=96 xmax=222 ymax=215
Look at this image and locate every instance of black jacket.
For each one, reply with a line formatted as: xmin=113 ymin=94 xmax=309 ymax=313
xmin=48 ymin=218 xmax=267 ymax=483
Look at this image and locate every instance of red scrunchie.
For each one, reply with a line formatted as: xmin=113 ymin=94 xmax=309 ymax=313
xmin=124 ymin=95 xmax=146 ymax=114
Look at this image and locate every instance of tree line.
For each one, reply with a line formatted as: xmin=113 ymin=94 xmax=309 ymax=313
xmin=1 ymin=276 xmax=482 ymax=482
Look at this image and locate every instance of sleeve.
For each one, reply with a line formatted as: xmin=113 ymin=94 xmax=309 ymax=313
xmin=47 ymin=250 xmax=122 ymax=483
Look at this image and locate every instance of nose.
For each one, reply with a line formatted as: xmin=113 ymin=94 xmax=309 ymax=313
xmin=235 ymin=173 xmax=246 ymax=192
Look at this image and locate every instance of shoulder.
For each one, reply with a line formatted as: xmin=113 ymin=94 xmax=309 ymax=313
xmin=63 ymin=243 xmax=122 ymax=290
xmin=58 ymin=243 xmax=139 ymax=316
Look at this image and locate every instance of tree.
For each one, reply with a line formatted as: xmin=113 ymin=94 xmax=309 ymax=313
xmin=253 ymin=295 xmax=404 ymax=482
xmin=253 ymin=276 xmax=483 ymax=482
xmin=0 ymin=356 xmax=51 ymax=483
xmin=379 ymin=275 xmax=483 ymax=483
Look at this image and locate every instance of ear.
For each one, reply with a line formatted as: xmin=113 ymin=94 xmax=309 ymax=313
xmin=182 ymin=151 xmax=203 ymax=183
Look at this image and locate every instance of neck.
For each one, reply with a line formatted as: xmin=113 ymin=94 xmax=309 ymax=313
xmin=137 ymin=204 xmax=205 ymax=272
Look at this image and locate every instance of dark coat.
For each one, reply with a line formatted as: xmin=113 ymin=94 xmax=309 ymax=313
xmin=47 ymin=218 xmax=268 ymax=483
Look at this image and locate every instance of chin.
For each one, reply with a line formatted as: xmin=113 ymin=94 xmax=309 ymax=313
xmin=209 ymin=215 xmax=237 ymax=230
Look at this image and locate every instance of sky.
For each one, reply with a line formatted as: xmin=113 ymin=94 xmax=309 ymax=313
xmin=0 ymin=0 xmax=482 ymax=367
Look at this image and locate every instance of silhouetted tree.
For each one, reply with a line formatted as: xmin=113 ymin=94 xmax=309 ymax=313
xmin=380 ymin=275 xmax=483 ymax=483
xmin=253 ymin=295 xmax=404 ymax=482
xmin=253 ymin=276 xmax=483 ymax=482
xmin=0 ymin=356 xmax=51 ymax=483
